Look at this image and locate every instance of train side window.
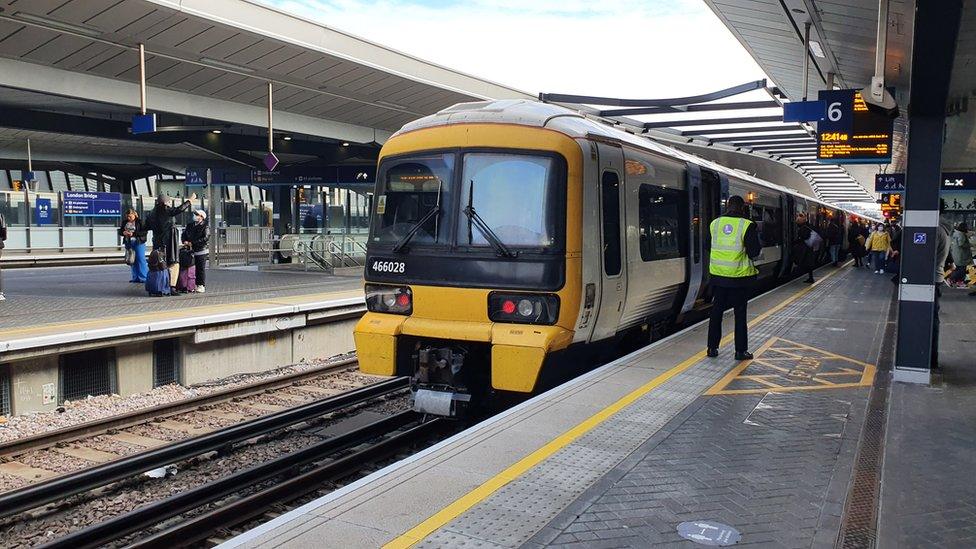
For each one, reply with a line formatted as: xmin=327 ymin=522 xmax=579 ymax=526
xmin=639 ymin=185 xmax=683 ymax=261
xmin=601 ymin=171 xmax=621 ymax=276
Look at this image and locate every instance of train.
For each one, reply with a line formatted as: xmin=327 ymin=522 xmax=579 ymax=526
xmin=353 ymin=99 xmax=873 ymax=416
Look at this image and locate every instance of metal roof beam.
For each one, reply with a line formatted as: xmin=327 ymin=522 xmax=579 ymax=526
xmin=643 ymin=115 xmax=784 ymax=129
xmin=600 ymin=100 xmax=780 ymax=117
xmin=680 ymin=125 xmax=805 ymax=136
xmin=746 ymin=143 xmax=819 ymax=151
xmin=708 ymin=132 xmax=810 ymax=142
xmin=540 ymin=79 xmax=767 ymax=108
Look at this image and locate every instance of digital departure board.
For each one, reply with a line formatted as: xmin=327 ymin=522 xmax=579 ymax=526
xmin=817 ymin=89 xmax=893 ymax=163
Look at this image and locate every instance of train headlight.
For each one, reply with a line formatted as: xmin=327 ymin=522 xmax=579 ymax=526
xmin=366 ymin=284 xmax=412 ymax=315
xmin=488 ymin=292 xmax=559 ymax=325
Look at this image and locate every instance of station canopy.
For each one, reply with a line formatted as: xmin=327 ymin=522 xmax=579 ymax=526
xmin=704 ymin=0 xmax=976 ymax=211
xmin=0 ymin=0 xmax=531 ymax=176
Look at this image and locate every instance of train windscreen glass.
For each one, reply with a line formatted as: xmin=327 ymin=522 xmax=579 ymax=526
xmin=457 ymin=153 xmax=557 ymax=249
xmin=371 ymin=154 xmax=455 ymax=245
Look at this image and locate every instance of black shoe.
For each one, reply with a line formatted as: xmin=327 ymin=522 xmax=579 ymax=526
xmin=735 ymin=351 xmax=754 ymax=361
xmin=706 ymin=348 xmax=719 ymax=358
xmin=803 ymin=278 xmax=814 ymax=283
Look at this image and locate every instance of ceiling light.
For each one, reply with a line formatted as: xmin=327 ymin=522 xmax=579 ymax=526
xmin=808 ymin=40 xmax=826 ymax=58
xmin=211 ymin=129 xmax=222 ymax=134
xmin=342 ymin=142 xmax=349 ymax=147
xmin=283 ymin=136 xmax=292 ymax=141
xmin=375 ymin=100 xmax=407 ymax=110
xmin=199 ymin=57 xmax=254 ymax=74
xmin=9 ymin=12 xmax=102 ymax=38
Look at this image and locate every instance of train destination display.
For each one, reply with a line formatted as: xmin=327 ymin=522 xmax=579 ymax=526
xmin=817 ymin=89 xmax=893 ymax=163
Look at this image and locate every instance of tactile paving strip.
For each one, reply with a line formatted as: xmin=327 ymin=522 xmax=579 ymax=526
xmin=421 ymin=274 xmax=853 ymax=547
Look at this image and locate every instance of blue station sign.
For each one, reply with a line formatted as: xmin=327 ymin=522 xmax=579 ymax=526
xmin=35 ymin=197 xmax=53 ymax=224
xmin=62 ymin=191 xmax=122 ymax=217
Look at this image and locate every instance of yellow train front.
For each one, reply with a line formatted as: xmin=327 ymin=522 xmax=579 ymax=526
xmin=355 ymin=99 xmax=867 ymax=416
xmin=354 ymin=101 xmax=587 ymax=416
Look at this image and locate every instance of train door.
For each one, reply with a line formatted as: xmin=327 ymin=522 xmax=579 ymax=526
xmin=779 ymin=194 xmax=794 ymax=278
xmin=590 ymin=142 xmax=628 ymax=342
xmin=677 ymin=164 xmax=722 ymax=313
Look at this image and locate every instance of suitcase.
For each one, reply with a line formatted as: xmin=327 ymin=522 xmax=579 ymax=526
xmin=177 ymin=265 xmax=197 ymax=293
xmin=146 ymin=268 xmax=170 ymax=296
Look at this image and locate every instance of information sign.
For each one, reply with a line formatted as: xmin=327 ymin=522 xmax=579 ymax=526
xmin=35 ymin=197 xmax=53 ymax=224
xmin=875 ymin=173 xmax=905 ymax=192
xmin=817 ymin=89 xmax=893 ymax=163
xmin=62 ymin=191 xmax=122 ymax=217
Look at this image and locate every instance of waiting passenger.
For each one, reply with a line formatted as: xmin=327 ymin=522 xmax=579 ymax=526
xmin=848 ymin=222 xmax=865 ymax=267
xmin=145 ymin=195 xmax=194 ymax=295
xmin=182 ymin=210 xmax=210 ymax=293
xmin=119 ymin=209 xmax=148 ymax=284
xmin=865 ymin=224 xmax=891 ymax=274
xmin=948 ymin=222 xmax=972 ymax=288
xmin=706 ymin=195 xmax=761 ymax=361
xmin=825 ymin=218 xmax=843 ymax=267
xmin=792 ymin=214 xmax=818 ymax=283
xmin=0 ymin=209 xmax=6 ymax=301
xmin=888 ymin=220 xmax=903 ymax=284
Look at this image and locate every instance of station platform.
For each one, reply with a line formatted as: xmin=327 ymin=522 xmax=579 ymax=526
xmin=0 ymin=265 xmax=362 ymax=358
xmin=222 ymin=264 xmax=976 ymax=548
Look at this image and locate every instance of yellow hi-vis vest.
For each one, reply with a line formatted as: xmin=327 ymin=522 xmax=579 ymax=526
xmin=709 ymin=216 xmax=759 ymax=278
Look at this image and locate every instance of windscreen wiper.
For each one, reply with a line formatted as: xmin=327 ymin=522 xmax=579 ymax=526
xmin=392 ymin=206 xmax=438 ymax=253
xmin=463 ymin=204 xmax=518 ymax=258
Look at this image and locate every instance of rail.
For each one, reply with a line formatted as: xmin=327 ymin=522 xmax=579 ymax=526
xmin=0 ymin=376 xmax=409 ymax=520
xmin=42 ymin=413 xmax=448 ymax=549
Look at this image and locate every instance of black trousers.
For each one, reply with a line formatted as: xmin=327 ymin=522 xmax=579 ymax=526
xmin=708 ymin=286 xmax=749 ymax=353
xmin=194 ymin=254 xmax=207 ymax=286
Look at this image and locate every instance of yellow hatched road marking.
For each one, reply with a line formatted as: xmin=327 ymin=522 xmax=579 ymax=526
xmin=383 ymin=264 xmax=850 ymax=548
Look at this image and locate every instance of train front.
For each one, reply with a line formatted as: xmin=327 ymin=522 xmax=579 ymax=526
xmin=354 ymin=121 xmax=583 ymax=416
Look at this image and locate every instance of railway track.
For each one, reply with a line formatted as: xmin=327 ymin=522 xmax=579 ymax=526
xmin=0 ymin=376 xmax=417 ymax=548
xmin=0 ymin=356 xmax=372 ymax=491
xmin=45 ymin=412 xmax=450 ymax=549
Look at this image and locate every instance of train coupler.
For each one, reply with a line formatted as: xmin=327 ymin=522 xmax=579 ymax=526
xmin=410 ymin=345 xmax=472 ymax=417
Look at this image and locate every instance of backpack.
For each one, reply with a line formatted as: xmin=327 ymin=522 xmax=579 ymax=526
xmin=179 ymin=247 xmax=194 ymax=269
xmin=148 ymin=249 xmax=166 ymax=272
xmin=805 ymin=229 xmax=823 ymax=251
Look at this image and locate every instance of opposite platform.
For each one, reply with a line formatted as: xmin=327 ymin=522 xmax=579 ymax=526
xmin=225 ymin=262 xmax=895 ymax=548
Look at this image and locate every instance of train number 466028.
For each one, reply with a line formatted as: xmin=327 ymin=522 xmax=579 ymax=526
xmin=372 ymin=260 xmax=405 ymax=274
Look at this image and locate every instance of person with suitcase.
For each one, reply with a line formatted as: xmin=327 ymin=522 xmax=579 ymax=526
xmin=145 ymin=248 xmax=170 ymax=297
xmin=181 ymin=210 xmax=210 ymax=293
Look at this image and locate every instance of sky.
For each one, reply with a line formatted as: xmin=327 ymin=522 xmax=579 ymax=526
xmin=259 ymin=0 xmax=768 ymax=101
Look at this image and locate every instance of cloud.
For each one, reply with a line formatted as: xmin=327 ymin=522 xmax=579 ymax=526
xmin=260 ymin=0 xmax=768 ymax=100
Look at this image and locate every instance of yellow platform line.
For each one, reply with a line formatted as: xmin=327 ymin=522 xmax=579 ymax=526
xmin=384 ymin=265 xmax=850 ymax=548
xmin=0 ymin=289 xmax=363 ymax=341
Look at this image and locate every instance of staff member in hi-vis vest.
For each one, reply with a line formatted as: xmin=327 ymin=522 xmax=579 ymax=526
xmin=706 ymin=195 xmax=761 ymax=360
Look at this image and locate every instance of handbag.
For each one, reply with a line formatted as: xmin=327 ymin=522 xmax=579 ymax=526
xmin=124 ymin=243 xmax=137 ymax=266
xmin=804 ymin=229 xmax=823 ymax=251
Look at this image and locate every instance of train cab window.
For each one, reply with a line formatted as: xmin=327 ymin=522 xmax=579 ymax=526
xmin=638 ymin=185 xmax=683 ymax=261
xmin=457 ymin=153 xmax=558 ymax=249
xmin=601 ymin=172 xmax=622 ymax=276
xmin=371 ymin=154 xmax=455 ymax=246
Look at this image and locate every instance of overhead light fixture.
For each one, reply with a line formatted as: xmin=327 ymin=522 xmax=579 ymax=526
xmin=808 ymin=40 xmax=826 ymax=58
xmin=199 ymin=57 xmax=254 ymax=74
xmin=342 ymin=142 xmax=350 ymax=147
xmin=9 ymin=12 xmax=102 ymax=38
xmin=375 ymin=100 xmax=407 ymax=110
xmin=211 ymin=129 xmax=222 ymax=134
xmin=283 ymin=135 xmax=292 ymax=141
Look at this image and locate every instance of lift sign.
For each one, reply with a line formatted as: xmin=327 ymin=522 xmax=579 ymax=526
xmin=816 ymin=89 xmax=893 ymax=163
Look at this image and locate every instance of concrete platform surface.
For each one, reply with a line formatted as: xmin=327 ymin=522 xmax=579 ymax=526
xmin=223 ymin=262 xmax=914 ymax=549
xmin=0 ymin=265 xmax=361 ymax=330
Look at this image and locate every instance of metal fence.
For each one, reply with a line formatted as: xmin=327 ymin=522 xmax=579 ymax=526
xmin=153 ymin=339 xmax=182 ymax=387
xmin=214 ymin=227 xmax=274 ymax=267
xmin=265 ymin=233 xmax=368 ymax=273
xmin=59 ymin=349 xmax=117 ymax=404
xmin=0 ymin=366 xmax=10 ymax=416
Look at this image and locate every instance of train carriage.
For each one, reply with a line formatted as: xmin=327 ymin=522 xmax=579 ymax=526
xmin=355 ymin=99 xmax=869 ymax=416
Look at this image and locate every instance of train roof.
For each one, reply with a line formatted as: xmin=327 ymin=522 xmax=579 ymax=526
xmin=395 ymin=99 xmax=867 ymax=217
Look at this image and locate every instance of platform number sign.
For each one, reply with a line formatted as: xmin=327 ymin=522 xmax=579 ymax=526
xmin=817 ymin=89 xmax=893 ymax=164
